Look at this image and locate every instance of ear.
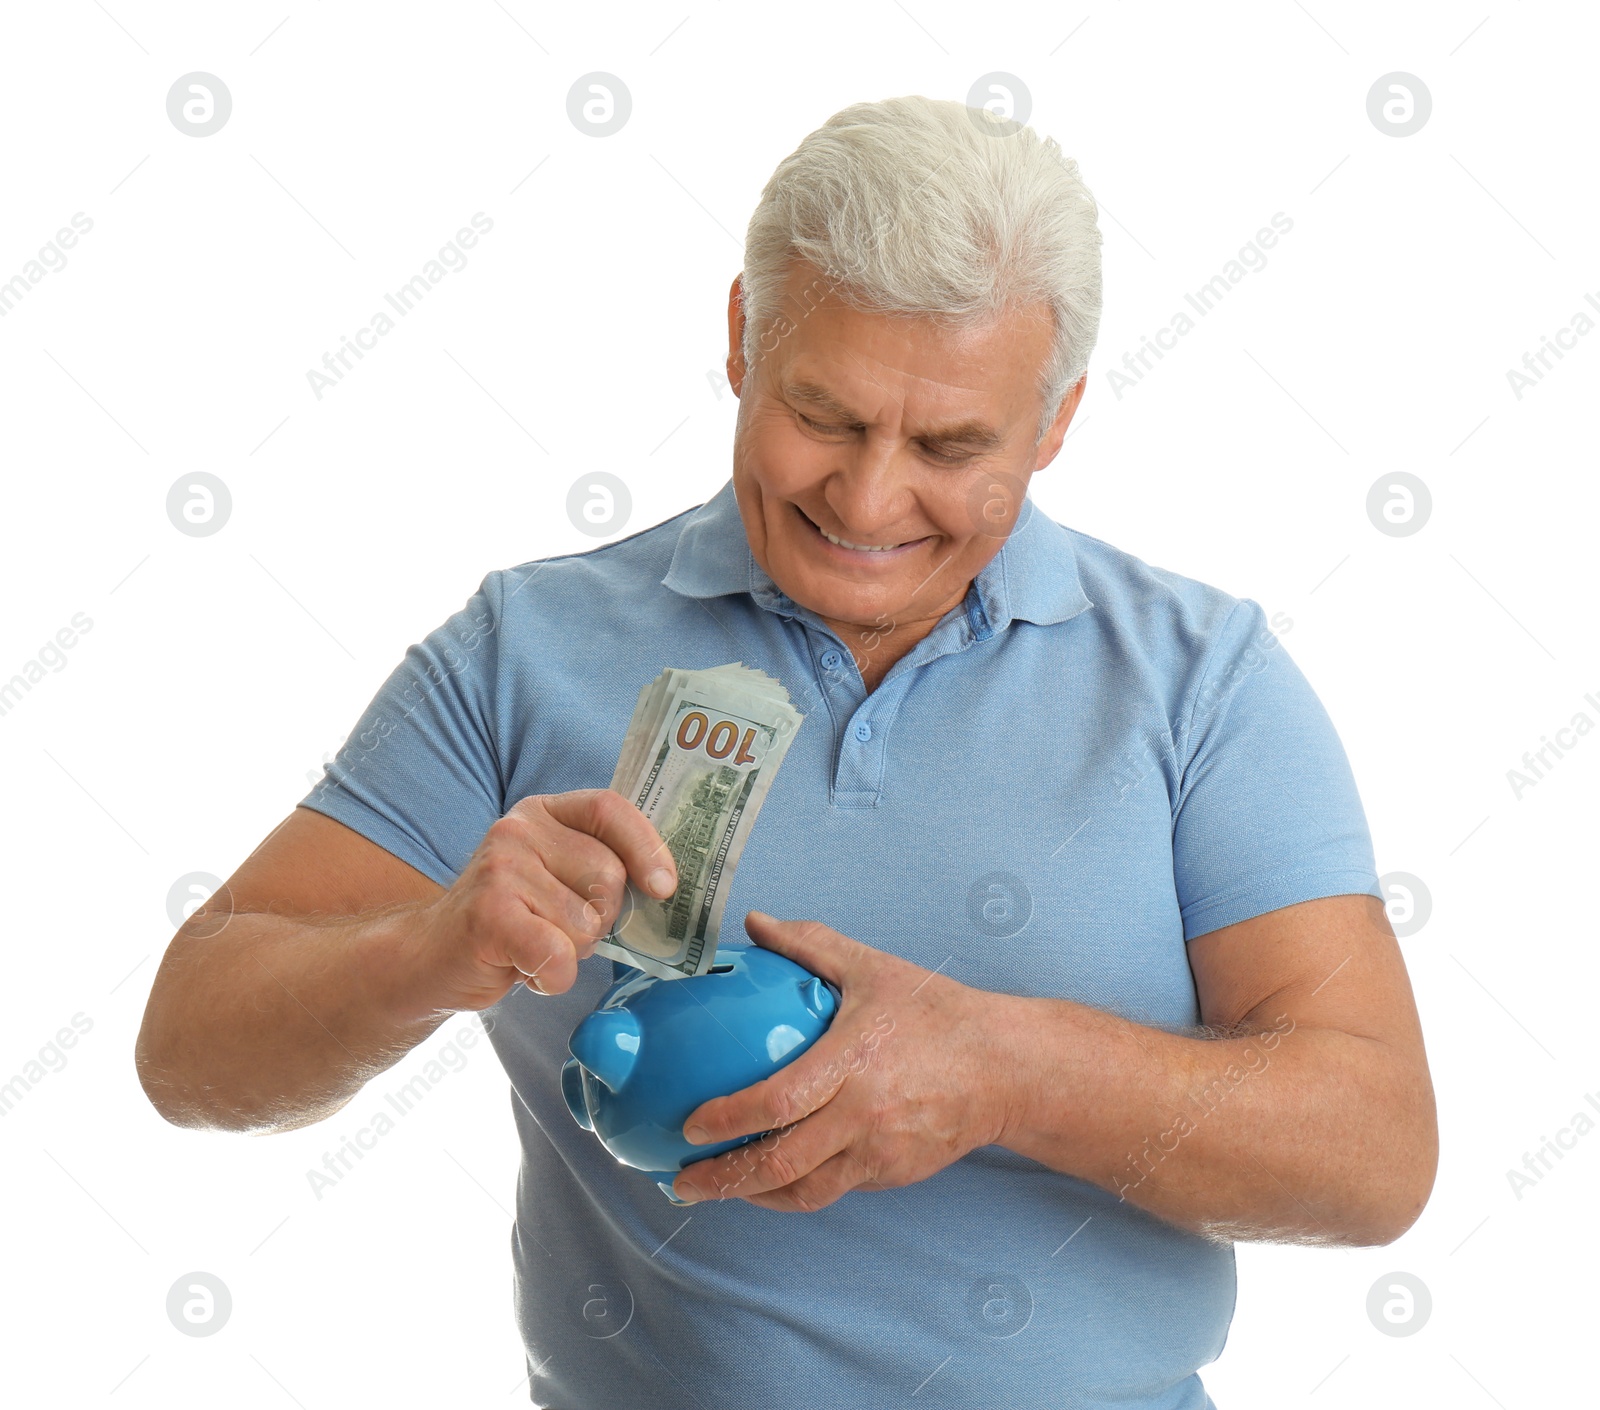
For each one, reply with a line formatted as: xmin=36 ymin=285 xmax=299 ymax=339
xmin=726 ymin=274 xmax=749 ymax=397
xmin=1034 ymin=374 xmax=1087 ymax=471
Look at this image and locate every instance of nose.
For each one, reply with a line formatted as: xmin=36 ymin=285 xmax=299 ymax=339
xmin=821 ymin=440 xmax=913 ymax=538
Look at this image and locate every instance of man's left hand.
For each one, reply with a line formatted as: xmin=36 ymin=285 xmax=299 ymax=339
xmin=671 ymin=910 xmax=1024 ymax=1211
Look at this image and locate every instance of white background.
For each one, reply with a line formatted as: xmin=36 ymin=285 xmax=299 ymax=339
xmin=1 ymin=1 xmax=1595 ymax=1406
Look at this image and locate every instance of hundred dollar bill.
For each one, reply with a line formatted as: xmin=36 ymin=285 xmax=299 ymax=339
xmin=594 ymin=663 xmax=804 ymax=980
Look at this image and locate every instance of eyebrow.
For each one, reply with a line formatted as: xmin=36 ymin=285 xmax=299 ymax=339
xmin=783 ymin=379 xmax=1006 ymax=451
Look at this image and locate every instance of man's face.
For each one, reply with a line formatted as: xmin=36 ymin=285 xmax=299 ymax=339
xmin=726 ymin=259 xmax=1083 ymax=647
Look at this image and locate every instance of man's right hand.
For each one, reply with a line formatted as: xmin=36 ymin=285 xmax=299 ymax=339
xmin=408 ymin=789 xmax=679 ymax=1011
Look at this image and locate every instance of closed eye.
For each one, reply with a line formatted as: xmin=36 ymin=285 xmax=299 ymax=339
xmin=797 ymin=412 xmax=853 ymax=434
xmin=796 ymin=411 xmax=974 ymax=465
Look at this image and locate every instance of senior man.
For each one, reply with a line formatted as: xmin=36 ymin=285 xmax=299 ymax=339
xmin=137 ymin=96 xmax=1436 ymax=1407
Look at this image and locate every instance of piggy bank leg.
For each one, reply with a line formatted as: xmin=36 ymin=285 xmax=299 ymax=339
xmin=646 ymin=1172 xmax=693 ymax=1205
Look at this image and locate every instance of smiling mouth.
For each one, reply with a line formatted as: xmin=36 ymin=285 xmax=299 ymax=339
xmin=797 ymin=505 xmax=930 ymax=555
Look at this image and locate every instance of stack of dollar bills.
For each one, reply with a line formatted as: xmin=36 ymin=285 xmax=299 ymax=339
xmin=594 ymin=663 xmax=805 ymax=980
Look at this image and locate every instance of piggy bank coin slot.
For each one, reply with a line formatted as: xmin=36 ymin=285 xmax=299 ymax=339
xmin=708 ymin=963 xmax=736 ymax=973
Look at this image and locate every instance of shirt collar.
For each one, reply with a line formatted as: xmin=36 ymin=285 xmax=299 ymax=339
xmin=661 ymin=476 xmax=1093 ymax=631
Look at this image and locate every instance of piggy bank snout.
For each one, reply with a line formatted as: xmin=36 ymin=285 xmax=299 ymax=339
xmin=568 ymin=1007 xmax=642 ymax=1094
xmin=560 ymin=1058 xmax=593 ymax=1131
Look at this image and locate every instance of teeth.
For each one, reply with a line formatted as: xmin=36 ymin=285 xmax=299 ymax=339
xmin=820 ymin=527 xmax=901 ymax=552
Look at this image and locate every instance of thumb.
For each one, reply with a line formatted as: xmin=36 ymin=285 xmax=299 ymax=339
xmin=742 ymin=910 xmax=858 ymax=984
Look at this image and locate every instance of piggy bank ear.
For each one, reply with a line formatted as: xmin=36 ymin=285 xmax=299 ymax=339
xmin=802 ymin=976 xmax=839 ymax=1021
xmin=568 ymin=1007 xmax=642 ymax=1094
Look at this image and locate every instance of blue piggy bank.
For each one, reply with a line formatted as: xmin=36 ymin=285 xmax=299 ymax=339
xmin=561 ymin=947 xmax=838 ymax=1203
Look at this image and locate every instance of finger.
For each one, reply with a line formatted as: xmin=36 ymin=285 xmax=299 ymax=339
xmin=477 ymin=809 xmax=621 ymax=950
xmin=545 ymin=789 xmax=679 ymax=900
xmin=511 ymin=931 xmax=577 ymax=995
xmin=683 ymin=1038 xmax=850 ymax=1145
xmin=740 ymin=1149 xmax=864 ymax=1214
xmin=521 ymin=860 xmax=616 ymax=950
xmin=672 ymin=1114 xmax=842 ymax=1204
xmin=479 ymin=892 xmax=580 ymax=996
xmin=537 ymin=825 xmax=624 ymax=934
xmin=742 ymin=911 xmax=866 ymax=984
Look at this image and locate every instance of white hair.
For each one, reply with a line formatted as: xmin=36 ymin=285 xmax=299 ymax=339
xmin=740 ymin=94 xmax=1103 ymax=443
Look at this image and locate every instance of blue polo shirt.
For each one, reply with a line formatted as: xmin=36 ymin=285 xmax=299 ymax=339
xmin=300 ymin=476 xmax=1381 ymax=1409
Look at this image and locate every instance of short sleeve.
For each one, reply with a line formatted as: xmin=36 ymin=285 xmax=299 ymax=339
xmin=1171 ymin=599 xmax=1381 ymax=940
xmin=297 ymin=572 xmax=507 ymax=887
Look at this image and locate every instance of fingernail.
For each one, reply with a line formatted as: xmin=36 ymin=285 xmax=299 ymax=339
xmin=673 ymin=1183 xmax=702 ymax=1204
xmin=683 ymin=1124 xmax=710 ymax=1144
xmin=648 ymin=868 xmax=675 ymax=897
xmin=746 ymin=909 xmax=773 ymax=923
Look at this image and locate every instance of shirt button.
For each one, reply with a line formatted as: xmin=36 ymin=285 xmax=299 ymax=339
xmin=821 ymin=649 xmax=842 ymax=670
xmin=853 ymin=722 xmax=872 ymax=743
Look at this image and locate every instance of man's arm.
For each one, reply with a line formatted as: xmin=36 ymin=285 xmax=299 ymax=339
xmin=135 ymin=808 xmax=449 ymax=1132
xmin=136 ymin=794 xmax=678 ymax=1133
xmin=671 ymin=896 xmax=1437 ymax=1246
xmin=997 ymin=893 xmax=1438 ymax=1245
